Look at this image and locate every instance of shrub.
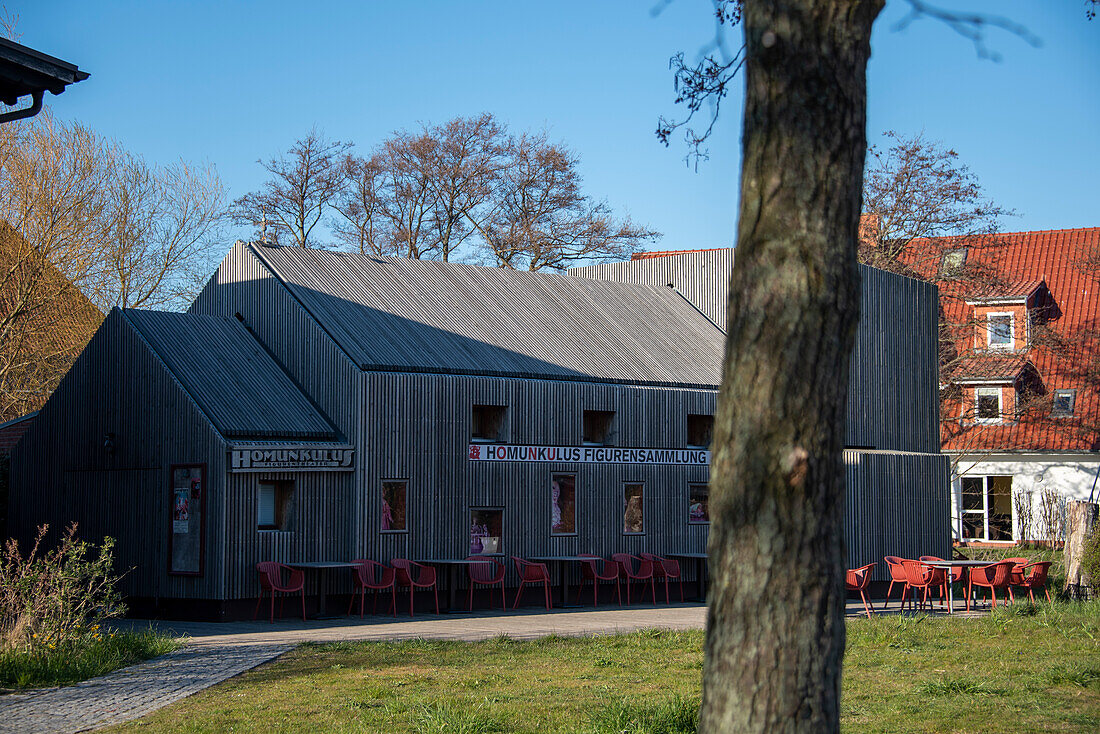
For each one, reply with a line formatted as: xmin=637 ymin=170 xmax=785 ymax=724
xmin=1081 ymin=528 xmax=1100 ymax=589
xmin=0 ymin=523 xmax=125 ymax=653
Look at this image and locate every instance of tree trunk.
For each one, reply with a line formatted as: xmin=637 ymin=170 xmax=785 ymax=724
xmin=700 ymin=2 xmax=883 ymax=732
xmin=1064 ymin=501 xmax=1098 ymax=600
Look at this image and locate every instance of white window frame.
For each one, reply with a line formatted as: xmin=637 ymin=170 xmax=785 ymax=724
xmin=986 ymin=312 xmax=1014 ymax=350
xmin=974 ymin=387 xmax=1002 ymax=424
xmin=1052 ymin=389 xmax=1076 ymax=417
xmin=960 ymin=475 xmax=1014 ymax=542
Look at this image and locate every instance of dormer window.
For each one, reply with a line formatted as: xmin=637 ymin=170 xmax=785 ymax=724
xmin=1052 ymin=389 xmax=1076 ymax=417
xmin=941 ymin=248 xmax=968 ymax=276
xmin=986 ymin=314 xmax=1013 ymax=349
xmin=975 ymin=387 xmax=1001 ymax=423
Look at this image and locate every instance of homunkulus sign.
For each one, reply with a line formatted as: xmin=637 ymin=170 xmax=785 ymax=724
xmin=468 ymin=444 xmax=710 ymax=465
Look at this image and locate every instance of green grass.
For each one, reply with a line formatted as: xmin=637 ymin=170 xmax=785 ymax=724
xmin=0 ymin=629 xmax=182 ymax=691
xmin=108 ymin=603 xmax=1100 ymax=733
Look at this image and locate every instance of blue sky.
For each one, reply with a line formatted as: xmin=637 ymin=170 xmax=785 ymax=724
xmin=15 ymin=1 xmax=1100 ymax=252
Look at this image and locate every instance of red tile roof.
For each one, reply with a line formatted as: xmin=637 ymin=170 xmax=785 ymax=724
xmin=946 ymin=352 xmax=1030 ymax=384
xmin=963 ymin=279 xmax=1045 ymax=303
xmin=930 ymin=228 xmax=1100 ymax=452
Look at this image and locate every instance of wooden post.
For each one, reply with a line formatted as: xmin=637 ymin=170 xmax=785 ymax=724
xmin=1064 ymin=501 xmax=1098 ymax=600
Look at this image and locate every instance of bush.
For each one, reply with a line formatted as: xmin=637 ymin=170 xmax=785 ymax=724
xmin=0 ymin=523 xmax=125 ymax=653
xmin=1081 ymin=529 xmax=1100 ymax=589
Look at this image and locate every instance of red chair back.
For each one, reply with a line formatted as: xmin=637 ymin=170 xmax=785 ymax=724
xmin=466 ymin=556 xmax=505 ymax=584
xmin=845 ymin=563 xmax=875 ymax=591
xmin=884 ymin=556 xmax=907 ymax=582
xmin=390 ymin=558 xmax=435 ymax=587
xmin=579 ymin=554 xmax=618 ymax=580
xmin=256 ymin=561 xmax=281 ymax=591
xmin=512 ymin=557 xmax=549 ymax=581
xmin=351 ymin=559 xmax=393 ymax=588
xmin=1024 ymin=561 xmax=1051 ymax=587
xmin=612 ymin=553 xmax=652 ymax=579
xmin=971 ymin=560 xmax=1013 ymax=587
xmin=900 ymin=559 xmax=934 ymax=587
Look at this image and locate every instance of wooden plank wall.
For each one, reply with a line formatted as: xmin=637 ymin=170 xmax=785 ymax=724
xmin=844 ymin=449 xmax=951 ymax=581
xmin=571 ymin=253 xmax=942 ymax=454
xmin=9 ymin=310 xmax=230 ymax=600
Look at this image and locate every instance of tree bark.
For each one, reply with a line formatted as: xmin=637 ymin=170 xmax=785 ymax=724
xmin=700 ymin=2 xmax=883 ymax=732
xmin=1064 ymin=501 xmax=1098 ymax=600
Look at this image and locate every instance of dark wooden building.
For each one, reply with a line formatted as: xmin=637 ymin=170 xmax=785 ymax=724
xmin=8 ymin=244 xmax=948 ymax=618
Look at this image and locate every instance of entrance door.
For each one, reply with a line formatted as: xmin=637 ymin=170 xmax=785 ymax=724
xmin=960 ymin=475 xmax=1013 ymax=541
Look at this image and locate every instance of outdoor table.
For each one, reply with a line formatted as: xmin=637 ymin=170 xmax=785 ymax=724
xmin=286 ymin=561 xmax=357 ymax=619
xmin=666 ymin=552 xmax=709 ymax=603
xmin=528 ymin=555 xmax=591 ymax=608
xmin=411 ymin=558 xmax=495 ymax=613
xmin=918 ymin=559 xmax=996 ymax=614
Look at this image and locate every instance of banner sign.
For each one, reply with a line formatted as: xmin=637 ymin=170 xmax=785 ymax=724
xmin=229 ymin=446 xmax=354 ymax=472
xmin=468 ymin=443 xmax=709 ymax=466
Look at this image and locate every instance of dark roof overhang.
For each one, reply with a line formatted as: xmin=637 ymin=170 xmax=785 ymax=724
xmin=0 ymin=37 xmax=88 ymax=123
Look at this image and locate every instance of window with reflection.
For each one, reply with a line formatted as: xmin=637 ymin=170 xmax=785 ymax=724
xmin=470 ymin=507 xmax=503 ymax=554
xmin=623 ymin=483 xmax=644 ymax=534
xmin=689 ymin=483 xmax=709 ymax=523
xmin=551 ymin=474 xmax=576 ymax=534
xmin=381 ymin=480 xmax=407 ymax=532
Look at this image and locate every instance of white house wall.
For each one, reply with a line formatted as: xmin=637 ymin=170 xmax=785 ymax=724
xmin=950 ymin=452 xmax=1100 ymax=542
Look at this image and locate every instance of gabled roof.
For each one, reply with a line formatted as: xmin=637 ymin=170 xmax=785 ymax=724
xmin=121 ymin=309 xmax=338 ymax=441
xmin=963 ymin=279 xmax=1045 ymax=306
xmin=946 ymin=352 xmax=1030 ymax=385
xmin=248 ymin=245 xmax=725 ymax=387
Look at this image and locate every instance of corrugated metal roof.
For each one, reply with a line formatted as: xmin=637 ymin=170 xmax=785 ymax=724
xmin=122 ymin=309 xmax=338 ymax=440
xmin=251 ymin=246 xmax=725 ymax=387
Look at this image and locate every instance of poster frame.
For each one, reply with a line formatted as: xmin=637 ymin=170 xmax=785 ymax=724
xmin=167 ymin=462 xmax=207 ymax=577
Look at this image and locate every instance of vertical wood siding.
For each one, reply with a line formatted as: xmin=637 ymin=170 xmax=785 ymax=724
xmin=571 ymin=253 xmax=942 ymax=454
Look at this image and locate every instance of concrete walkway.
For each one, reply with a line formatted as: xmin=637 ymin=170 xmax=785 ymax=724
xmin=0 ymin=598 xmax=980 ymax=733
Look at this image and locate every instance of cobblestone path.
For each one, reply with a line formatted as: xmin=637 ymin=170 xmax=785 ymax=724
xmin=0 ymin=643 xmax=290 ymax=734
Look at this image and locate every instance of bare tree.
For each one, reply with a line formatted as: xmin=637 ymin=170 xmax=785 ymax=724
xmin=0 ymin=114 xmax=228 ymax=420
xmin=481 ymin=132 xmax=658 ymax=271
xmin=335 ymin=115 xmax=654 ymax=269
xmin=230 ymin=128 xmax=350 ymax=248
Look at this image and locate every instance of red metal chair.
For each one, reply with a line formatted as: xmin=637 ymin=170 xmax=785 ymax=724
xmin=611 ymin=553 xmax=657 ymax=605
xmin=846 ymin=562 xmax=877 ymax=618
xmin=347 ymin=559 xmax=396 ymax=618
xmin=578 ymin=554 xmax=621 ymax=607
xmin=883 ymin=556 xmax=910 ymax=609
xmin=390 ymin=558 xmax=439 ymax=616
xmin=253 ymin=562 xmax=306 ymax=623
xmin=1004 ymin=557 xmax=1031 ymax=588
xmin=1012 ymin=561 xmax=1052 ymax=603
xmin=640 ymin=553 xmax=683 ymax=604
xmin=511 ymin=557 xmax=553 ymax=610
xmin=966 ymin=560 xmax=1015 ymax=610
xmin=919 ymin=555 xmax=956 ymax=603
xmin=466 ymin=555 xmax=506 ymax=611
xmin=900 ymin=559 xmax=943 ymax=612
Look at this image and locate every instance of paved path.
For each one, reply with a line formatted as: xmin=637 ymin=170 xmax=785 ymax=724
xmin=0 ymin=598 xmax=982 ymax=733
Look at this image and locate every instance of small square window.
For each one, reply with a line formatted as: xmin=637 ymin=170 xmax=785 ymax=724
xmin=551 ymin=474 xmax=576 ymax=535
xmin=470 ymin=507 xmax=503 ymax=555
xmin=940 ymin=248 xmax=968 ymax=275
xmin=623 ymin=483 xmax=644 ymax=534
xmin=975 ymin=387 xmax=1001 ymax=422
xmin=472 ymin=405 xmax=506 ymax=442
xmin=381 ymin=480 xmax=407 ymax=532
xmin=583 ymin=410 xmax=615 ymax=445
xmin=1052 ymin=389 xmax=1076 ymax=417
xmin=987 ymin=314 xmax=1013 ymax=349
xmin=258 ymin=481 xmax=293 ymax=530
xmin=686 ymin=414 xmax=714 ymax=448
xmin=689 ymin=483 xmax=709 ymax=524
